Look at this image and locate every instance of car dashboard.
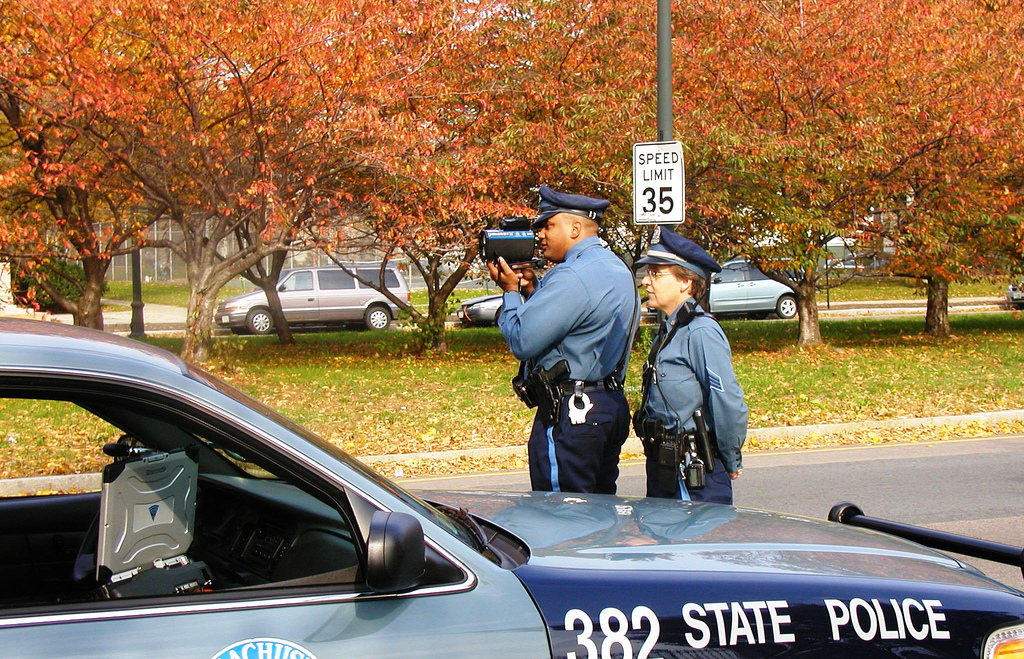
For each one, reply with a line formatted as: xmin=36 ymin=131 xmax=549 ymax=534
xmin=190 ymin=474 xmax=361 ymax=588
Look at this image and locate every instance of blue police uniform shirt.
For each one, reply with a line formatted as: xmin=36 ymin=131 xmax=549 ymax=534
xmin=498 ymin=236 xmax=638 ymax=383
xmin=643 ymin=302 xmax=748 ymax=473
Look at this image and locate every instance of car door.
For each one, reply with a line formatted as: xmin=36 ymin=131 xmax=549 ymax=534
xmin=277 ymin=269 xmax=318 ymax=322
xmin=0 ymin=375 xmax=550 ymax=659
xmin=316 ymin=268 xmax=358 ymax=321
xmin=709 ymin=263 xmax=749 ymax=313
xmin=744 ymin=265 xmax=781 ymax=311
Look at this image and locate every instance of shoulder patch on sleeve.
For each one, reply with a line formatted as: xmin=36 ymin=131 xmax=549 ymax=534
xmin=706 ymin=368 xmax=724 ymax=392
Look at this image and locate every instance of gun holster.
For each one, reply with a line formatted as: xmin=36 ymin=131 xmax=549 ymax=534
xmin=636 ymin=418 xmax=683 ymax=493
xmin=514 ymin=360 xmax=570 ymax=427
xmin=637 ymin=415 xmax=715 ymax=492
xmin=692 ymin=409 xmax=717 ymax=473
xmin=511 ymin=373 xmax=536 ymax=408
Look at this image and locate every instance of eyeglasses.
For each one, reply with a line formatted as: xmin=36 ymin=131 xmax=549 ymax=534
xmin=644 ymin=270 xmax=674 ymax=280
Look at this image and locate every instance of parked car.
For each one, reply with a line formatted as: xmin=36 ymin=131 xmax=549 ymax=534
xmin=710 ymin=259 xmax=797 ymax=319
xmin=216 ymin=264 xmax=409 ymax=334
xmin=3 ymin=320 xmax=1024 ymax=658
xmin=457 ymin=293 xmax=503 ymax=326
xmin=1007 ymin=279 xmax=1024 ymax=309
xmin=825 ymin=256 xmax=862 ymax=271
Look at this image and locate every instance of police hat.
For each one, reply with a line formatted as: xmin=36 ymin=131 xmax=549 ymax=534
xmin=634 ymin=226 xmax=722 ymax=279
xmin=532 ymin=185 xmax=611 ymax=229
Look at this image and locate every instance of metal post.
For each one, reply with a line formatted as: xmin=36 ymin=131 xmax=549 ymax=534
xmin=826 ymin=267 xmax=831 ymax=309
xmin=129 ymin=247 xmax=145 ymax=338
xmin=657 ymin=0 xmax=673 ymax=141
xmin=656 ymin=0 xmax=675 ymax=318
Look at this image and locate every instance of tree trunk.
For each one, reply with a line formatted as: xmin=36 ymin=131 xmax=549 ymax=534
xmin=246 ymin=250 xmax=292 ymax=344
xmin=75 ymin=256 xmax=108 ymax=330
xmin=28 ymin=255 xmax=108 ymax=330
xmin=264 ymin=283 xmax=293 ymax=344
xmin=74 ymin=282 xmax=105 ymax=330
xmin=177 ymin=237 xmax=283 ymax=362
xmin=924 ymin=275 xmax=950 ymax=337
xmin=181 ymin=287 xmax=219 ymax=363
xmin=422 ymin=289 xmax=450 ymax=354
xmin=795 ymin=280 xmax=822 ymax=347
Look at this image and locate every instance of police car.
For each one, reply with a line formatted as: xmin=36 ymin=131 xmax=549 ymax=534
xmin=1 ymin=319 xmax=1023 ymax=659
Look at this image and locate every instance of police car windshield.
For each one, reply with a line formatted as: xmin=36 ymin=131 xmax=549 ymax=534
xmin=184 ymin=364 xmax=477 ymax=548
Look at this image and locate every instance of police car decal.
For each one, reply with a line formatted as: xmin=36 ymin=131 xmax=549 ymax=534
xmin=211 ymin=638 xmax=319 ymax=659
xmin=511 ymin=563 xmax=1024 ymax=659
xmin=561 ymin=597 xmax=950 ymax=655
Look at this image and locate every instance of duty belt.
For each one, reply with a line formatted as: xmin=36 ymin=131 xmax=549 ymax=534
xmin=556 ymin=379 xmax=619 ymax=396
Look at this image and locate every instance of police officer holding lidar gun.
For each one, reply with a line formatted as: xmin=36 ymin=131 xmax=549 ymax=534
xmin=485 ymin=186 xmax=640 ymax=494
xmin=633 ymin=227 xmax=748 ymax=504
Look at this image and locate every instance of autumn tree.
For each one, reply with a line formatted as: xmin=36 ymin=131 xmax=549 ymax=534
xmin=487 ymin=0 xmax=658 ymax=260
xmin=661 ymin=0 xmax=925 ymax=345
xmin=0 ymin=0 xmax=149 ymax=328
xmin=869 ymin=0 xmax=1024 ymax=336
xmin=311 ymin=0 xmax=553 ymax=352
xmin=55 ymin=0 xmax=417 ymax=361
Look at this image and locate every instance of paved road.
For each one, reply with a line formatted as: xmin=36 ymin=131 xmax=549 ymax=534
xmin=402 ymin=434 xmax=1024 ymax=587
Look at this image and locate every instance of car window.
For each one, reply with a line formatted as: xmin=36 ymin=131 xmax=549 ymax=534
xmin=318 ymin=269 xmax=355 ymax=290
xmin=0 ymin=386 xmax=364 ymax=611
xmin=356 ymin=268 xmax=399 ymax=289
xmin=747 ymin=267 xmax=770 ymax=281
xmin=717 ymin=266 xmax=747 ymax=283
xmin=184 ymin=363 xmax=482 ymax=552
xmin=279 ymin=270 xmax=313 ymax=292
xmin=0 ymin=398 xmax=121 ymax=487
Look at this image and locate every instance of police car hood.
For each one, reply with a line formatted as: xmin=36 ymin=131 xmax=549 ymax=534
xmin=426 ymin=490 xmax=1016 ymax=590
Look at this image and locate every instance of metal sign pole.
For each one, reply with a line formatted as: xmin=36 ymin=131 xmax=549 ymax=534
xmin=657 ymin=0 xmax=672 ymax=142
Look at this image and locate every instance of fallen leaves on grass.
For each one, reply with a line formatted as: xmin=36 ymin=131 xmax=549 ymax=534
xmin=363 ymin=418 xmax=1024 ymax=480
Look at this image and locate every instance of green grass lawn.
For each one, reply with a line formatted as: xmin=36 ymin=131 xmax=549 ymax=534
xmin=105 ymin=280 xmax=253 ymax=307
xmin=819 ymin=276 xmax=1005 ymax=302
xmin=149 ymin=312 xmax=1024 ymax=453
xmin=3 ymin=311 xmax=1022 ymax=478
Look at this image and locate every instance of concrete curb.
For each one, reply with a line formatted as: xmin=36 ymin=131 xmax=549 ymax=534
xmin=357 ymin=409 xmax=1024 ymax=465
xmin=2 ymin=412 xmax=1021 ymax=497
xmin=1 ymin=473 xmax=103 ymax=496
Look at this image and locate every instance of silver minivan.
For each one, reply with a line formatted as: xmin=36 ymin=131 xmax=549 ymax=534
xmin=709 ymin=259 xmax=797 ymax=319
xmin=215 ymin=264 xmax=409 ymax=334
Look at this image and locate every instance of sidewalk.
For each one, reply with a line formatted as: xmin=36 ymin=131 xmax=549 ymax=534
xmin=817 ymin=296 xmax=1006 ymax=317
xmin=36 ymin=300 xmax=189 ymax=333
xmin=35 ymin=295 xmax=1011 ymax=332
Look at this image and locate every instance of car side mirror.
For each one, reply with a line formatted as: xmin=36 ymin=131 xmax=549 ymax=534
xmin=277 ymin=284 xmax=286 ymax=292
xmin=366 ymin=511 xmax=425 ymax=593
xmin=712 ymin=276 xmax=722 ymax=284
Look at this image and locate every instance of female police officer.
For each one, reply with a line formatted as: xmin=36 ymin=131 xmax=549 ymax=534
xmin=634 ymin=227 xmax=748 ymax=504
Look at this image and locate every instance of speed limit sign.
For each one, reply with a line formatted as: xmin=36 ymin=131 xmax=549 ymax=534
xmin=632 ymin=141 xmax=685 ymax=225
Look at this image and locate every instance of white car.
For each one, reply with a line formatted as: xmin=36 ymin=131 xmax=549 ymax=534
xmin=457 ymin=293 xmax=504 ymax=326
xmin=710 ymin=259 xmax=798 ymax=319
xmin=216 ymin=264 xmax=408 ymax=334
xmin=1007 ymin=280 xmax=1024 ymax=309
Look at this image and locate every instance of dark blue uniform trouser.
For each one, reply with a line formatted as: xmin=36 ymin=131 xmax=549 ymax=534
xmin=645 ymin=455 xmax=734 ymax=504
xmin=528 ymin=390 xmax=629 ymax=494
